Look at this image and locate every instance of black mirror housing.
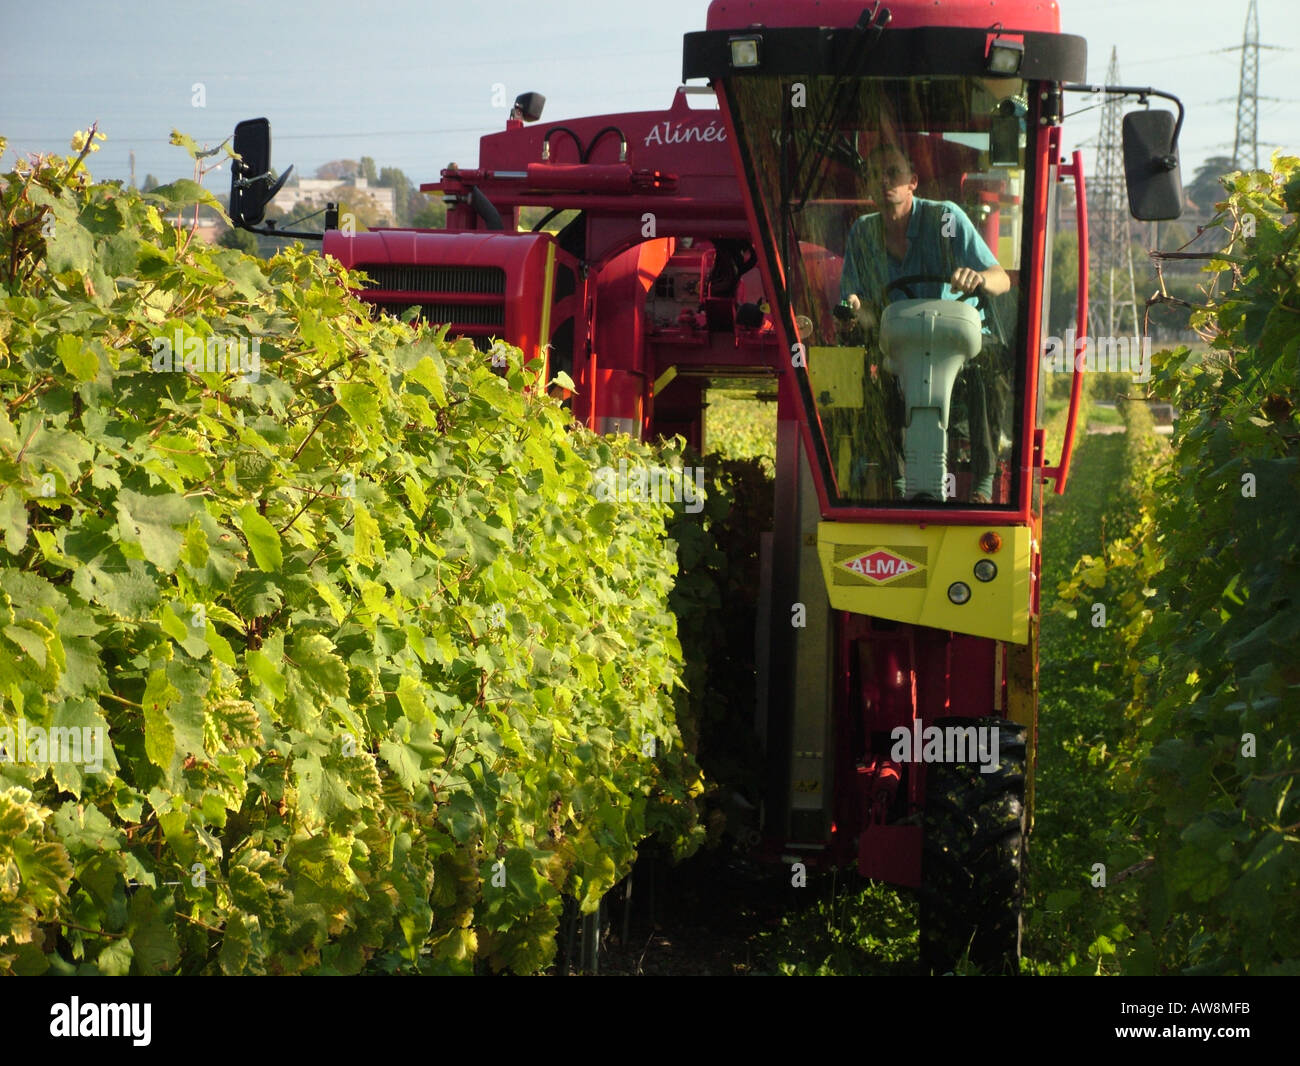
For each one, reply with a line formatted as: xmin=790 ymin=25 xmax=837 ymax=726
xmin=1123 ymin=109 xmax=1184 ymax=221
xmin=230 ymin=118 xmax=273 ymax=228
xmin=989 ymin=111 xmax=1020 ymax=166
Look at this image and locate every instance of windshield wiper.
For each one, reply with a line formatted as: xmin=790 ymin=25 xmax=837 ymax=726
xmin=789 ymin=3 xmax=892 ymax=216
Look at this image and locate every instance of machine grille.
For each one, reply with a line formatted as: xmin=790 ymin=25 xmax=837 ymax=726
xmin=357 ymin=264 xmax=506 ymax=294
xmin=373 ymin=302 xmax=505 ymax=326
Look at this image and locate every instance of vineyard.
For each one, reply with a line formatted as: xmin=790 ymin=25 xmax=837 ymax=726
xmin=1039 ymin=156 xmax=1300 ymax=976
xmin=0 ymin=132 xmax=1296 ymax=977
xmin=0 ymin=138 xmax=704 ymax=976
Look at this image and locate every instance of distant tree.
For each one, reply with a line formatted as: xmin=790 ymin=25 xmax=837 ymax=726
xmin=315 ymin=159 xmax=362 ymax=181
xmin=378 ymin=166 xmax=417 ymax=224
xmin=141 ymin=173 xmax=160 ymax=192
xmin=360 ymin=156 xmax=379 ymax=184
xmin=1184 ymin=155 xmax=1236 ymax=219
xmin=516 ymin=206 xmax=578 ymax=234
xmin=334 ymin=187 xmax=386 ymax=229
xmin=403 ymin=185 xmax=430 ymax=226
xmin=1048 ymin=229 xmax=1078 ymax=338
xmin=219 ymin=227 xmax=260 ymax=255
xmin=409 ymin=197 xmax=447 ymax=230
xmin=1155 ymin=218 xmax=1192 ymax=249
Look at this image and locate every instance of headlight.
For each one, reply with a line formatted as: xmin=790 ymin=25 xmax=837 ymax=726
xmin=987 ymin=40 xmax=1024 ymax=75
xmin=729 ymin=36 xmax=761 ymax=69
xmin=974 ymin=559 xmax=997 ymax=583
xmin=948 ymin=582 xmax=972 ymax=605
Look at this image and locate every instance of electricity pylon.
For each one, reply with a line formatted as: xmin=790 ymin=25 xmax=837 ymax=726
xmin=1232 ymin=0 xmax=1261 ymax=170
xmin=1090 ymin=47 xmax=1139 ymax=340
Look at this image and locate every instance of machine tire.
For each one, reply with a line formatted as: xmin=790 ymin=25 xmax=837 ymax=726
xmin=918 ymin=717 xmax=1027 ymax=974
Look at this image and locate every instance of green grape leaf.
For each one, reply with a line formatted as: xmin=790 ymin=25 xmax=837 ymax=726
xmin=115 ymin=489 xmax=193 ymax=572
xmin=238 ymin=504 xmax=283 ymax=572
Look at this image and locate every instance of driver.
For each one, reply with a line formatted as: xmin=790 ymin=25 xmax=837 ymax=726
xmin=839 ymin=144 xmax=1010 ymax=503
xmin=840 ymin=144 xmax=1009 ymax=314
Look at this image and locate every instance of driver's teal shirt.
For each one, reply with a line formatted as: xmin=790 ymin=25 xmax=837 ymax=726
xmin=839 ymin=197 xmax=1000 ymax=305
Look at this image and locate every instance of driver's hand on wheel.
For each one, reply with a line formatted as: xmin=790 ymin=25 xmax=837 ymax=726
xmin=950 ymin=268 xmax=985 ymax=295
xmin=851 ymin=294 xmax=878 ymax=332
xmin=837 ymin=293 xmax=877 ymax=339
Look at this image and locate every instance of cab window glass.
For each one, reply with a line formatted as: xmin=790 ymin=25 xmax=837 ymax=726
xmin=727 ymin=76 xmax=1029 ymax=506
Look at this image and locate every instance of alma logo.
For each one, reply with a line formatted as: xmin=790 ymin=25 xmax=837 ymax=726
xmin=49 ymin=998 xmax=151 ymax=1046
xmin=841 ymin=547 xmax=922 ymax=583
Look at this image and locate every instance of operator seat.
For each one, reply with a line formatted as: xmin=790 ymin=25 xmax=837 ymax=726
xmin=879 ymin=299 xmax=983 ymax=501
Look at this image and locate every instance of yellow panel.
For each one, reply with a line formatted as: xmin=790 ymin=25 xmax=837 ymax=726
xmin=807 ymin=346 xmax=865 ymax=410
xmin=816 ymin=521 xmax=1031 ymax=643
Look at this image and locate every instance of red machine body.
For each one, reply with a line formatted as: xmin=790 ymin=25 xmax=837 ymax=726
xmin=327 ymin=87 xmax=775 ymax=446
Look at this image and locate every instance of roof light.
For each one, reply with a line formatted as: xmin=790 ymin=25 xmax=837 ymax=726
xmin=987 ymin=38 xmax=1024 ymax=75
xmin=729 ymin=35 xmax=761 ymax=68
xmin=511 ymin=92 xmax=546 ymax=123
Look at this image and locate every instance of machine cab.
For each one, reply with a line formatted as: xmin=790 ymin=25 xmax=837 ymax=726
xmin=684 ymin=1 xmax=1087 ymax=521
xmin=680 ymin=2 xmax=1096 ymax=883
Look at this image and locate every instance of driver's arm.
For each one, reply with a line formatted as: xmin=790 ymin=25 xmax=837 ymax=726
xmin=840 ymin=218 xmax=868 ymax=310
xmin=944 ymin=200 xmax=1011 ymax=296
xmin=951 ymin=263 xmax=1009 ymax=295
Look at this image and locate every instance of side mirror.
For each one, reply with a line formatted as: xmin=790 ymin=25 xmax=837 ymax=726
xmin=989 ymin=112 xmax=1021 ymax=166
xmin=230 ymin=118 xmax=293 ymax=228
xmin=1123 ymin=109 xmax=1183 ymax=220
xmin=989 ymin=99 xmax=1022 ymax=167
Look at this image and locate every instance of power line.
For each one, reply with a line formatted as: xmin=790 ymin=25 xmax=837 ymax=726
xmin=1121 ymin=47 xmax=1241 ymax=67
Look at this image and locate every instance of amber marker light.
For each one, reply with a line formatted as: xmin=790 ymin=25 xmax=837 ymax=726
xmin=979 ymin=531 xmax=1002 ymax=553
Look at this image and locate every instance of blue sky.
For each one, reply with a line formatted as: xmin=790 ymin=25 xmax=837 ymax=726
xmin=2 ymin=0 xmax=1296 ymax=190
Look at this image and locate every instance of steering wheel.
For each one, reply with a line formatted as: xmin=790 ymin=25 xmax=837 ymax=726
xmin=884 ymin=273 xmax=1006 ymax=348
xmin=886 ymin=273 xmax=983 ymax=304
